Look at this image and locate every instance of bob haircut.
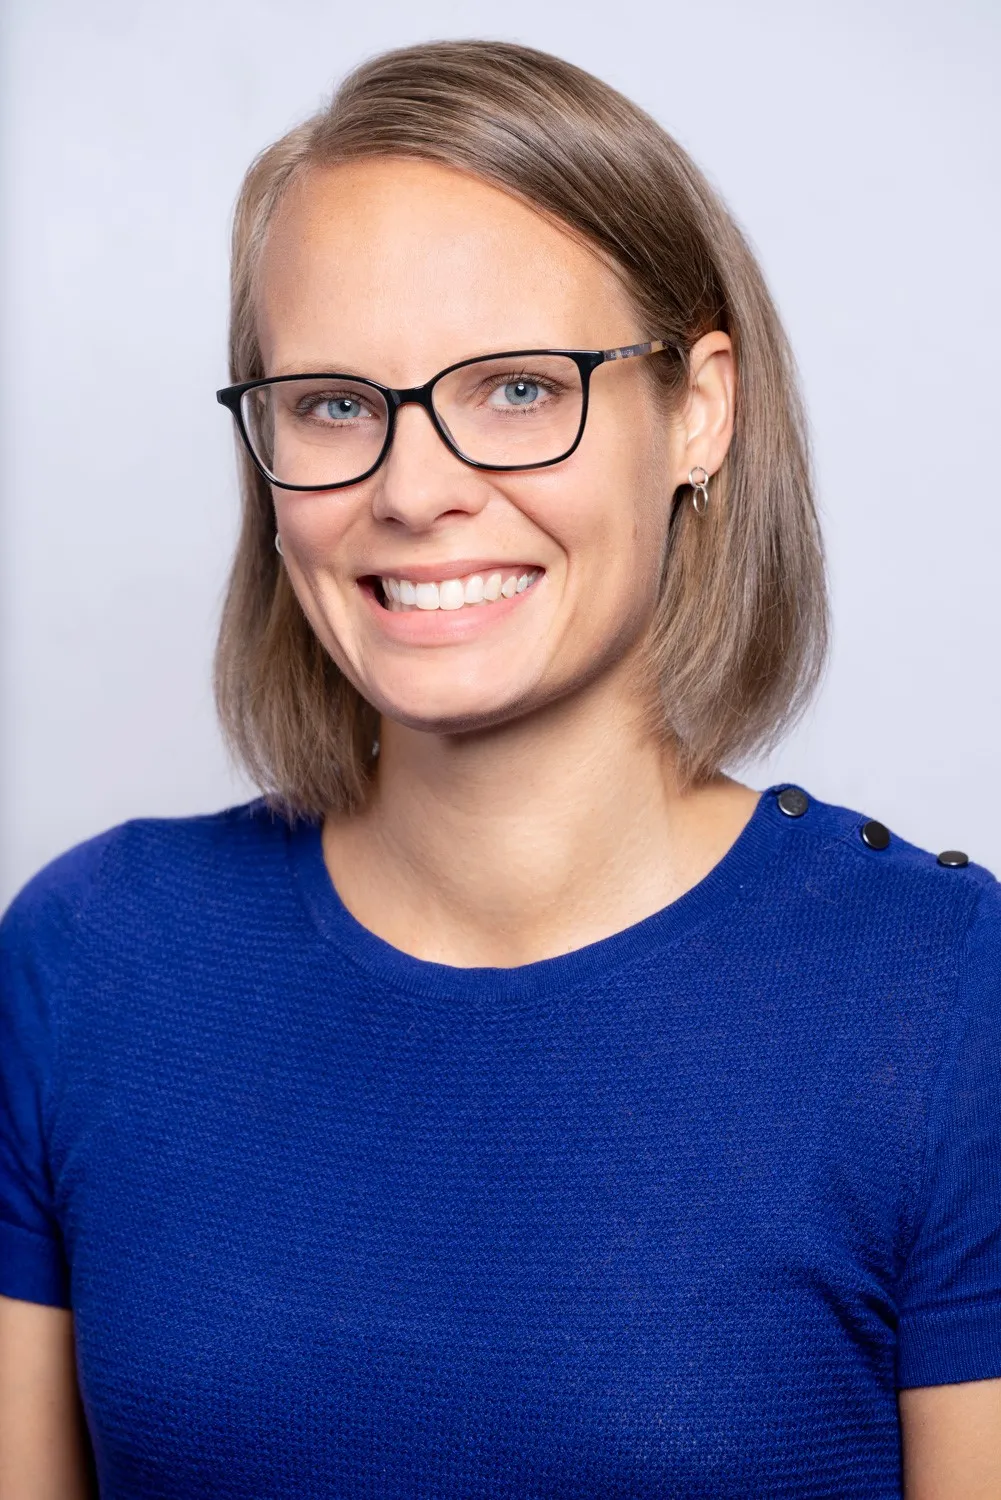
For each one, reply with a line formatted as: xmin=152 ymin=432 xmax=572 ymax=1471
xmin=214 ymin=39 xmax=828 ymax=822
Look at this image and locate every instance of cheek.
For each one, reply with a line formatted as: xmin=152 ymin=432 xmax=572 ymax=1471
xmin=273 ymin=486 xmax=367 ymax=569
xmin=271 ymin=488 xmax=372 ymax=677
xmin=578 ymin=441 xmax=671 ymax=643
xmin=512 ymin=422 xmax=670 ymax=602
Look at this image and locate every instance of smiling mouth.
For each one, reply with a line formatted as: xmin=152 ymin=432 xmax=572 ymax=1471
xmin=368 ymin=568 xmax=542 ymax=612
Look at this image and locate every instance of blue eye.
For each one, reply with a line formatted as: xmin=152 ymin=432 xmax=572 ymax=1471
xmin=324 ymin=397 xmax=362 ymax=420
xmin=502 ymin=380 xmax=539 ymax=406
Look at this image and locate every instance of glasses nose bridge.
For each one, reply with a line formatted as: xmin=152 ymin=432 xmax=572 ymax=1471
xmin=392 ymin=378 xmax=438 ymax=412
xmin=389 ymin=377 xmax=458 ymax=453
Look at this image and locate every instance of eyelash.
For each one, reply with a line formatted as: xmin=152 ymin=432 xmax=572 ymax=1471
xmin=291 ymin=371 xmax=570 ymax=418
xmin=295 ymin=392 xmax=377 ymax=419
xmin=477 ymin=371 xmax=567 ymax=400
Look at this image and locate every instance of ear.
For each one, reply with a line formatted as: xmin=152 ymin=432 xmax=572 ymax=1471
xmin=676 ymin=330 xmax=735 ymax=485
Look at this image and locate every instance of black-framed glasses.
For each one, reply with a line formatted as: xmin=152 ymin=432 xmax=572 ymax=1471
xmin=215 ymin=340 xmax=677 ymax=491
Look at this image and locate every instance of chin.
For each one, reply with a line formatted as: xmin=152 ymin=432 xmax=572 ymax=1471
xmin=368 ymin=677 xmax=544 ymax=738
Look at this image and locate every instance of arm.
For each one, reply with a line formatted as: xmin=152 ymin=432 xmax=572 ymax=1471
xmin=900 ymin=1377 xmax=1001 ymax=1499
xmin=0 ymin=1293 xmax=95 ymax=1500
xmin=894 ymin=879 xmax=1001 ymax=1494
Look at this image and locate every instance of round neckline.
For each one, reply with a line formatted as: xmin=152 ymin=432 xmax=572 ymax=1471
xmin=285 ymin=784 xmax=804 ymax=1005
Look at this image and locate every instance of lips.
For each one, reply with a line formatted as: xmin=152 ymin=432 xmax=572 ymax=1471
xmin=355 ymin=560 xmax=544 ymax=642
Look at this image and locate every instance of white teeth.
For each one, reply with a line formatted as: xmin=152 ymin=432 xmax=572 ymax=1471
xmin=438 ymin=579 xmax=465 ymax=611
xmin=379 ymin=569 xmax=540 ymax=612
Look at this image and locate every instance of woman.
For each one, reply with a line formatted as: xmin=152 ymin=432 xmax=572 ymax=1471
xmin=1 ymin=39 xmax=999 ymax=1499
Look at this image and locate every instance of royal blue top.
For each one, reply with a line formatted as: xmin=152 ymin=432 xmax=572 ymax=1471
xmin=2 ymin=785 xmax=1000 ymax=1498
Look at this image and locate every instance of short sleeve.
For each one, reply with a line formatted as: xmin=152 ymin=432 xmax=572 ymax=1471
xmin=895 ymin=876 xmax=1001 ymax=1387
xmin=0 ymin=834 xmax=113 ymax=1308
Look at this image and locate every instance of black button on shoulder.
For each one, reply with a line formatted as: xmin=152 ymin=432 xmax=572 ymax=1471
xmin=937 ymin=849 xmax=969 ymax=868
xmin=776 ymin=787 xmax=809 ymax=818
xmin=860 ymin=819 xmax=891 ymax=851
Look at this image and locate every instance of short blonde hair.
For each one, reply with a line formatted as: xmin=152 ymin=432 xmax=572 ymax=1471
xmin=214 ymin=39 xmax=828 ymax=821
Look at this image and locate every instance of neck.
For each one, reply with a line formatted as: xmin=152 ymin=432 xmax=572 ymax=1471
xmin=323 ymin=668 xmax=758 ymax=966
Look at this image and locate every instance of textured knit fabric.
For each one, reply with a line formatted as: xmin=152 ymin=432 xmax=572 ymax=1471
xmin=1 ymin=785 xmax=1000 ymax=1499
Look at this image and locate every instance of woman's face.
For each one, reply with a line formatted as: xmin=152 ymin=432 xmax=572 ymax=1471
xmin=255 ymin=157 xmax=690 ymax=734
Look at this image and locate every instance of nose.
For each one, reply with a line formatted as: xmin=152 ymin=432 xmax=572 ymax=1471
xmin=369 ymin=399 xmax=492 ymax=531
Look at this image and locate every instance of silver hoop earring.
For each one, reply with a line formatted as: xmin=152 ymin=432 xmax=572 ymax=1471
xmin=688 ymin=466 xmax=710 ymax=515
xmin=274 ymin=531 xmax=284 ymax=557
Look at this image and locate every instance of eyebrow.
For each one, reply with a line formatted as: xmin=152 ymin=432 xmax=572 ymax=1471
xmin=267 ymin=362 xmax=364 ymax=378
xmin=264 ymin=345 xmax=576 ymax=380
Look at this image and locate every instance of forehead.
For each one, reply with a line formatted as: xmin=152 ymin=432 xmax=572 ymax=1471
xmin=254 ymin=157 xmax=637 ymax=379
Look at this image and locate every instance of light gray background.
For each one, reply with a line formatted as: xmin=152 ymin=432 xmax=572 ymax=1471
xmin=2 ymin=0 xmax=998 ymax=907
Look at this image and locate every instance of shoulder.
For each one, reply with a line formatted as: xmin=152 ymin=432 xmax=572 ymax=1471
xmin=763 ymin=782 xmax=999 ymax=967
xmin=0 ymin=797 xmax=290 ymax=963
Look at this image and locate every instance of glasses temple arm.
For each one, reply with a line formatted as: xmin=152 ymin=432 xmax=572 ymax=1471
xmin=600 ymin=338 xmax=679 ymax=362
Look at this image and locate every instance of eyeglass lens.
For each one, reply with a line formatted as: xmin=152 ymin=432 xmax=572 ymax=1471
xmin=240 ymin=355 xmax=586 ymax=486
